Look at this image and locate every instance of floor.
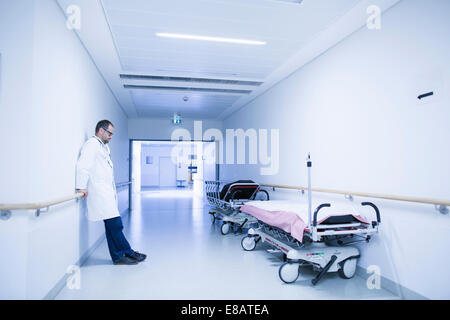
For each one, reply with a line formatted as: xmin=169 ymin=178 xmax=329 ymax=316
xmin=56 ymin=188 xmax=399 ymax=300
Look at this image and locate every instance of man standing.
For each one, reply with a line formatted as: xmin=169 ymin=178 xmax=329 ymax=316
xmin=76 ymin=120 xmax=146 ymax=265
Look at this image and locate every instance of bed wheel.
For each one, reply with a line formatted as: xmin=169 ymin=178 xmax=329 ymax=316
xmin=241 ymin=236 xmax=257 ymax=251
xmin=220 ymin=222 xmax=231 ymax=235
xmin=338 ymin=258 xmax=357 ymax=279
xmin=278 ymin=262 xmax=300 ymax=284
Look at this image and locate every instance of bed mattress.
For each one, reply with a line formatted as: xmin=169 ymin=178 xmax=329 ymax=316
xmin=240 ymin=200 xmax=369 ymax=242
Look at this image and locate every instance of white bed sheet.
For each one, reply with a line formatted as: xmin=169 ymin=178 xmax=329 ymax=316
xmin=243 ymin=199 xmax=367 ymax=225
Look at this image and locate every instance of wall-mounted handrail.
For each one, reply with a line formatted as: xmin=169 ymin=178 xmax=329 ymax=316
xmin=260 ymin=183 xmax=450 ymax=208
xmin=115 ymin=181 xmax=132 ymax=188
xmin=2 ymin=182 xmax=447 ymax=215
xmin=0 ymin=181 xmax=132 ymax=215
xmin=0 ymin=193 xmax=85 ymax=211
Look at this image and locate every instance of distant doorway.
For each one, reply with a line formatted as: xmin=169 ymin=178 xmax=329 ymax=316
xmin=130 ymin=140 xmax=217 ymax=194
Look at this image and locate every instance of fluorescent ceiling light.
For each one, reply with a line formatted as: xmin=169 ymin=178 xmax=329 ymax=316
xmin=156 ymin=33 xmax=266 ymax=45
xmin=274 ymin=0 xmax=304 ymax=4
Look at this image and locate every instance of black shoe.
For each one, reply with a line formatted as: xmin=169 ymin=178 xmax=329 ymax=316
xmin=113 ymin=256 xmax=139 ymax=265
xmin=127 ymin=251 xmax=147 ymax=262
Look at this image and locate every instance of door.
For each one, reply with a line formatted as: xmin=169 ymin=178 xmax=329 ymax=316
xmin=159 ymin=156 xmax=176 ymax=187
xmin=202 ymin=142 xmax=217 ymax=182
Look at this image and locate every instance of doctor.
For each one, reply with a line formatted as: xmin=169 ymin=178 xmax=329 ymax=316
xmin=76 ymin=120 xmax=147 ymax=265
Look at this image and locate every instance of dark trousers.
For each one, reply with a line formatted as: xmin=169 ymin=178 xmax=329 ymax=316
xmin=103 ymin=216 xmax=134 ymax=262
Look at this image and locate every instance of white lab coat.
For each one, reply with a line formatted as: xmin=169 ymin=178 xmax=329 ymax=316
xmin=75 ymin=136 xmax=120 ymax=221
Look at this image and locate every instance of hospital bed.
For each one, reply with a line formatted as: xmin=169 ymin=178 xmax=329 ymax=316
xmin=239 ymin=155 xmax=381 ymax=285
xmin=205 ymin=180 xmax=269 ymax=235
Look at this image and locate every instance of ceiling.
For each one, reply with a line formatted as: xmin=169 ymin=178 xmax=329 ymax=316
xmin=56 ymin=0 xmax=400 ymax=120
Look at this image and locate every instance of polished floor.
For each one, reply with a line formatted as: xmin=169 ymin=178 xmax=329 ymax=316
xmin=56 ymin=188 xmax=398 ymax=300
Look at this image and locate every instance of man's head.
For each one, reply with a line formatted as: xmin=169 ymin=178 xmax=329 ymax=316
xmin=95 ymin=120 xmax=114 ymax=144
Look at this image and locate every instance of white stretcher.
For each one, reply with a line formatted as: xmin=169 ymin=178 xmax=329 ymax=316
xmin=240 ymin=155 xmax=381 ymax=285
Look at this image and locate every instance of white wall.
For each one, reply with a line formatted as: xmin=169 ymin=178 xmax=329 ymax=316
xmin=221 ymin=0 xmax=450 ymax=299
xmin=141 ymin=145 xmax=178 ymax=187
xmin=141 ymin=145 xmax=161 ymax=187
xmin=0 ymin=0 xmax=129 ymax=299
xmin=128 ymin=118 xmax=224 ymax=141
xmin=0 ymin=0 xmax=36 ymax=299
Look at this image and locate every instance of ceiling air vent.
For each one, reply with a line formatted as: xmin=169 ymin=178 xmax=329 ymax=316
xmin=120 ymin=74 xmax=262 ymax=87
xmin=123 ymin=85 xmax=252 ymax=95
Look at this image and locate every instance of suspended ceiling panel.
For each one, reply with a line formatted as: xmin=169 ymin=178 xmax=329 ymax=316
xmin=103 ymin=0 xmax=359 ymax=79
xmin=56 ymin=0 xmax=401 ymax=119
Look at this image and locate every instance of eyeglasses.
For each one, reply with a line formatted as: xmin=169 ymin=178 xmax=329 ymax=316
xmin=102 ymin=127 xmax=114 ymax=136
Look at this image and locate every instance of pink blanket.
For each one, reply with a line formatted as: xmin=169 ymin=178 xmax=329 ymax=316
xmin=241 ymin=203 xmax=369 ymax=243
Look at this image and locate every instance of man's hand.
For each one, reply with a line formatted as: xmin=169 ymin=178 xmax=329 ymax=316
xmin=76 ymin=189 xmax=88 ymax=198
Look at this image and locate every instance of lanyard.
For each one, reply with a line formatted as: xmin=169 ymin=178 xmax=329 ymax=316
xmin=94 ymin=136 xmax=113 ymax=168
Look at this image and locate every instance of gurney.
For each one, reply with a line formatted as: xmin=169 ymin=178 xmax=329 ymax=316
xmin=240 ymin=155 xmax=381 ymax=285
xmin=205 ymin=180 xmax=269 ymax=235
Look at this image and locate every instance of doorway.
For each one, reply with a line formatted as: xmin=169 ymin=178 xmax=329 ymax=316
xmin=130 ymin=140 xmax=217 ymax=195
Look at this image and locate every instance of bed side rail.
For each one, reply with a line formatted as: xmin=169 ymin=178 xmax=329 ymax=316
xmin=223 ymin=183 xmax=260 ymax=201
xmin=310 ymin=202 xmax=380 ymax=242
xmin=361 ymin=202 xmax=381 ymax=226
xmin=312 ymin=203 xmax=331 ymax=227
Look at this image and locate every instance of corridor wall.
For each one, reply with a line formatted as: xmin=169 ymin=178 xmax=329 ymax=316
xmin=0 ymin=0 xmax=129 ymax=299
xmin=220 ymin=0 xmax=450 ymax=299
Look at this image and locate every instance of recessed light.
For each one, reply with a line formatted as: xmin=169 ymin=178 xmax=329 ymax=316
xmin=156 ymin=33 xmax=266 ymax=45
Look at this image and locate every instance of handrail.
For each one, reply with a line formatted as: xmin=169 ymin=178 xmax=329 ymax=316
xmin=2 ymin=181 xmax=447 ymax=216
xmin=0 ymin=193 xmax=85 ymax=211
xmin=115 ymin=181 xmax=132 ymax=188
xmin=260 ymin=183 xmax=450 ymax=208
xmin=0 ymin=181 xmax=132 ymax=214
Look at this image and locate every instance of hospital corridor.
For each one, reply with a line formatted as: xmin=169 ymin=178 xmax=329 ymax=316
xmin=1 ymin=0 xmax=450 ymax=305
xmin=55 ymin=188 xmax=397 ymax=300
